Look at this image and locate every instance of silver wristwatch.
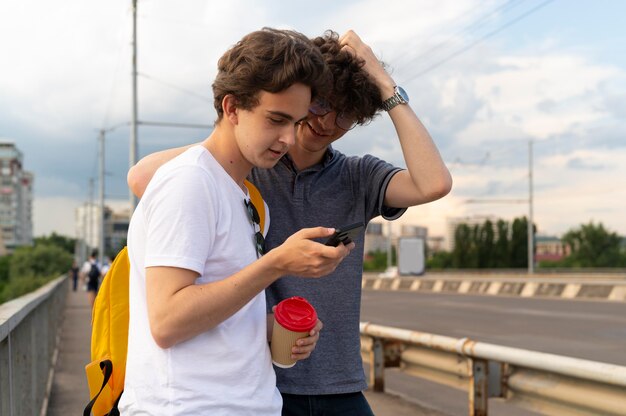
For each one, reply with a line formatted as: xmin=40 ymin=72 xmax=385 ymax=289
xmin=382 ymin=86 xmax=409 ymax=111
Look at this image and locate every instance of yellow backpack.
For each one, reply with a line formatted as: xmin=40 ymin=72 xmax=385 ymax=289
xmin=84 ymin=180 xmax=267 ymax=416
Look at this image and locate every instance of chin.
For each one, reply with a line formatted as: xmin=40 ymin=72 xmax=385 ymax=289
xmin=257 ymin=158 xmax=281 ymax=169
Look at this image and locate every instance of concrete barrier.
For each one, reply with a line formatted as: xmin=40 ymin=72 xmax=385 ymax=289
xmin=363 ymin=273 xmax=626 ymax=302
xmin=0 ymin=276 xmax=68 ymax=416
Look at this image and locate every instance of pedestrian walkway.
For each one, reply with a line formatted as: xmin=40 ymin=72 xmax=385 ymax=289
xmin=46 ymin=289 xmax=443 ymax=415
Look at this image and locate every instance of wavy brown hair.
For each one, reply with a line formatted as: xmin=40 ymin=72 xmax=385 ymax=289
xmin=212 ymin=28 xmax=330 ymax=121
xmin=312 ymin=31 xmax=384 ymax=125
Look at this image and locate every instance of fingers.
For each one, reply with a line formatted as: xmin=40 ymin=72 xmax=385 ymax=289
xmin=338 ymin=29 xmax=360 ymax=48
xmin=277 ymin=227 xmax=356 ymax=278
xmin=292 ymin=319 xmax=323 ymax=361
xmin=291 ymin=226 xmax=335 ymax=241
xmin=338 ymin=29 xmax=395 ymax=94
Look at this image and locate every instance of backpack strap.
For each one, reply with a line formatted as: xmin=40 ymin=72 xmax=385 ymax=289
xmin=244 ymin=180 xmax=266 ymax=235
xmin=83 ymin=360 xmax=113 ymax=416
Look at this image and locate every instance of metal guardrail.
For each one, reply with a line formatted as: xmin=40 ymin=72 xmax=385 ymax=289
xmin=0 ymin=276 xmax=68 ymax=416
xmin=360 ymin=322 xmax=626 ymax=416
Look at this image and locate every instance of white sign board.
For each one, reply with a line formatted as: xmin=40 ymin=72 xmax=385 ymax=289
xmin=398 ymin=237 xmax=425 ymax=275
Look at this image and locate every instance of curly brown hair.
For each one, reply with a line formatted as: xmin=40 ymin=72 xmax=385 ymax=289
xmin=312 ymin=31 xmax=384 ymax=125
xmin=212 ymin=28 xmax=330 ymax=121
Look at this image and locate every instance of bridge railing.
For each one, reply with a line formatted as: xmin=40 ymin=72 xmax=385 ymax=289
xmin=360 ymin=322 xmax=626 ymax=416
xmin=0 ymin=276 xmax=68 ymax=416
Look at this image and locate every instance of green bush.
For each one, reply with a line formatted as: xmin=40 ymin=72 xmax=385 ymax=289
xmin=9 ymin=244 xmax=72 ymax=280
xmin=0 ymin=243 xmax=73 ymax=305
xmin=0 ymin=255 xmax=10 ymax=284
xmin=427 ymin=251 xmax=454 ymax=269
xmin=0 ymin=275 xmax=55 ymax=304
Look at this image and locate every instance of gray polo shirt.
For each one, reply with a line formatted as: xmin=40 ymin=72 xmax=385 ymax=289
xmin=249 ymin=146 xmax=406 ymax=395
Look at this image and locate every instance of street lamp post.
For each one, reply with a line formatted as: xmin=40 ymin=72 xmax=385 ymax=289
xmin=527 ymin=140 xmax=534 ymax=274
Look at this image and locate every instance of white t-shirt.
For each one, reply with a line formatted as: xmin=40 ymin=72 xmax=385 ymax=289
xmin=119 ymin=146 xmax=281 ymax=416
xmin=80 ymin=260 xmax=93 ymax=275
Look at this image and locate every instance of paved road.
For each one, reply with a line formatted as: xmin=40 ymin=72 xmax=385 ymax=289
xmin=361 ymin=290 xmax=626 ymax=365
xmin=47 ymin=289 xmax=441 ymax=416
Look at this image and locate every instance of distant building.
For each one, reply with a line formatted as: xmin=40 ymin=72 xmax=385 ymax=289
xmin=364 ymin=222 xmax=387 ymax=254
xmin=426 ymin=235 xmax=445 ymax=255
xmin=0 ymin=140 xmax=34 ymax=252
xmin=401 ymin=224 xmax=427 ymax=238
xmin=106 ymin=209 xmax=130 ymax=255
xmin=535 ymin=235 xmax=570 ymax=262
xmin=365 ymin=222 xmax=442 ymax=256
xmin=75 ymin=204 xmax=129 ymax=259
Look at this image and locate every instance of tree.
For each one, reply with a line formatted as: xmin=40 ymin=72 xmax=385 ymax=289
xmin=510 ymin=217 xmax=528 ymax=268
xmin=562 ymin=222 xmax=624 ymax=267
xmin=9 ymin=244 xmax=73 ymax=280
xmin=0 ymin=255 xmax=10 ymax=284
xmin=363 ymin=249 xmax=393 ymax=272
xmin=34 ymin=232 xmax=76 ymax=255
xmin=493 ymin=219 xmax=510 ymax=268
xmin=452 ymin=224 xmax=472 ymax=268
xmin=478 ymin=220 xmax=495 ymax=268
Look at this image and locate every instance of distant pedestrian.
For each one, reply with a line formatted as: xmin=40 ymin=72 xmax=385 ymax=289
xmin=80 ymin=250 xmax=100 ymax=307
xmin=69 ymin=260 xmax=79 ymax=291
xmin=100 ymin=256 xmax=112 ymax=278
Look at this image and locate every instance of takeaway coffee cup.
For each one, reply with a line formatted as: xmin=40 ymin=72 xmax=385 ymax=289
xmin=271 ymin=296 xmax=318 ymax=368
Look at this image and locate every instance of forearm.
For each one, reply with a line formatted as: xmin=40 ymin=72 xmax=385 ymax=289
xmin=148 ymin=255 xmax=283 ymax=348
xmin=386 ymin=104 xmax=452 ymax=206
xmin=148 ymin=227 xmax=350 ymax=348
xmin=340 ymin=30 xmax=452 ymax=207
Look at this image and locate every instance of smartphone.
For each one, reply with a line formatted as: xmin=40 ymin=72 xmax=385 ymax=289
xmin=324 ymin=222 xmax=365 ymax=246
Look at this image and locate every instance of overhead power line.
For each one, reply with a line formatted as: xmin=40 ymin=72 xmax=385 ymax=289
xmin=393 ymin=0 xmax=525 ymax=69
xmin=138 ymin=72 xmax=212 ymax=103
xmin=401 ymin=0 xmax=555 ymax=84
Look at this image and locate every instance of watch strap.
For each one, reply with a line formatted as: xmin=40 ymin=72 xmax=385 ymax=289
xmin=382 ymin=86 xmax=407 ymax=111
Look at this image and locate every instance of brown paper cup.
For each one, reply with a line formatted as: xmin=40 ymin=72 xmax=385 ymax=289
xmin=270 ymin=319 xmax=308 ymax=368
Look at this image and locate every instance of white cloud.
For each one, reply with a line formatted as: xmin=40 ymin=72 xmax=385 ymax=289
xmin=467 ymin=54 xmax=619 ymax=140
xmin=3 ymin=0 xmax=625 ymax=239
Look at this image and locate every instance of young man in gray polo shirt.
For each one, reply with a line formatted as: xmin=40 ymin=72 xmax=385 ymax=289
xmin=128 ymin=29 xmax=452 ymax=415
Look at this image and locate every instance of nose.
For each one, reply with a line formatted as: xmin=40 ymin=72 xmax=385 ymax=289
xmin=316 ymin=112 xmax=336 ymax=131
xmin=280 ymin=125 xmax=297 ymax=146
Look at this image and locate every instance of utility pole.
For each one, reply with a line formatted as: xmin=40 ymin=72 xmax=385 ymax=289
xmin=99 ymin=130 xmax=106 ymax=267
xmin=88 ymin=178 xmax=94 ymax=254
xmin=129 ymin=0 xmax=139 ymax=212
xmin=527 ymin=140 xmax=535 ymax=274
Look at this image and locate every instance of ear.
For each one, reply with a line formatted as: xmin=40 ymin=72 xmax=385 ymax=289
xmin=222 ymin=95 xmax=239 ymax=125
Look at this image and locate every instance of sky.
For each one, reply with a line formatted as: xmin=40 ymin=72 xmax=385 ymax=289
xmin=1 ymin=0 xmax=625 ymax=240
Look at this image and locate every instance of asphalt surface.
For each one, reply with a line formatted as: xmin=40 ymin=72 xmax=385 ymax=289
xmin=47 ymin=289 xmax=442 ymax=416
xmin=361 ymin=290 xmax=626 ymax=365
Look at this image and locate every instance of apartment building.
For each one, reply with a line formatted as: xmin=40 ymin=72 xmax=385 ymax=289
xmin=0 ymin=140 xmax=33 ymax=252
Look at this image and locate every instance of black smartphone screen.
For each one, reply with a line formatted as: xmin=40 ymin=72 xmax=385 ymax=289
xmin=324 ymin=222 xmax=365 ymax=246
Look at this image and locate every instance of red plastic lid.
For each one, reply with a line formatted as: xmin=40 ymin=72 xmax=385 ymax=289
xmin=274 ymin=297 xmax=318 ymax=332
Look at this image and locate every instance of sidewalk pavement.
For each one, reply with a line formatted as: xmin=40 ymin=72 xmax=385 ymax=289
xmin=46 ymin=289 xmax=444 ymax=416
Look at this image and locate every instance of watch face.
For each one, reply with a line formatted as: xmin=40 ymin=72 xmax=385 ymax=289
xmin=397 ymin=86 xmax=409 ymax=103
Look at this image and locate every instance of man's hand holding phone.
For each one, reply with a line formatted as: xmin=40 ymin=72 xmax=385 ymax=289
xmin=268 ymin=227 xmax=355 ymax=278
xmin=324 ymin=222 xmax=364 ymax=246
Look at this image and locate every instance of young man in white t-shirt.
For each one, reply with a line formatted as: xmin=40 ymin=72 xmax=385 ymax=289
xmin=119 ymin=28 xmax=354 ymax=416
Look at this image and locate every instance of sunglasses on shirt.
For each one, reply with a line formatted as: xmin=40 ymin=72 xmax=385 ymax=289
xmin=245 ymin=199 xmax=265 ymax=258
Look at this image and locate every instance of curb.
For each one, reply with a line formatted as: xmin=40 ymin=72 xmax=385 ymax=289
xmin=362 ymin=274 xmax=626 ymax=302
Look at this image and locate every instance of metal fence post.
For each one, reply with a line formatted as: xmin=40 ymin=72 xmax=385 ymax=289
xmin=370 ymin=337 xmax=385 ymax=392
xmin=470 ymin=358 xmax=489 ymax=416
